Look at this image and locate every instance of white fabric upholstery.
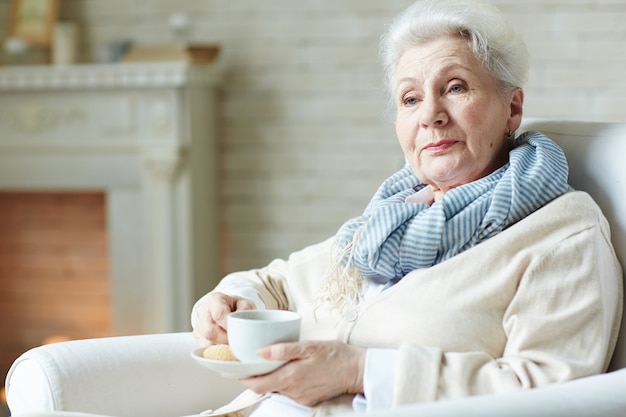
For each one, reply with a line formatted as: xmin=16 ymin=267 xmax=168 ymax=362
xmin=5 ymin=333 xmax=244 ymax=417
xmin=6 ymin=119 xmax=626 ymax=417
xmin=337 ymin=367 xmax=626 ymax=417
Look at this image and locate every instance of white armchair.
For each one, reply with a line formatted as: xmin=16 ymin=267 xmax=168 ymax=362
xmin=6 ymin=119 xmax=626 ymax=417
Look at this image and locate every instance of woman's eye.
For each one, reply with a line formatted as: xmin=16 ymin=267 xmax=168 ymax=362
xmin=402 ymin=96 xmax=419 ymax=106
xmin=449 ymin=84 xmax=465 ymax=94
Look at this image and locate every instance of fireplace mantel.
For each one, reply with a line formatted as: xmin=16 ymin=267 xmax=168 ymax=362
xmin=0 ymin=61 xmax=223 ymax=90
xmin=0 ymin=62 xmax=224 ymax=334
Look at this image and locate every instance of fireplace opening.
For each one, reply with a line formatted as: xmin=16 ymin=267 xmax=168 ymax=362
xmin=0 ymin=191 xmax=112 ymax=414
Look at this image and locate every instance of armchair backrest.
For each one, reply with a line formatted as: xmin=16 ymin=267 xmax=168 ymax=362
xmin=520 ymin=119 xmax=626 ymax=371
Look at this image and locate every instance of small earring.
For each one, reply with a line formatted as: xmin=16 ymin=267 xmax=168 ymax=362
xmin=506 ymin=130 xmax=515 ymax=140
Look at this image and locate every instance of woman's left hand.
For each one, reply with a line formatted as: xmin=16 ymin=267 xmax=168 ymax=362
xmin=240 ymin=340 xmax=366 ymax=407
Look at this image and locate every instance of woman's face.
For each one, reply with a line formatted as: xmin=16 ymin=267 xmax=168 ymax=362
xmin=394 ymin=35 xmax=523 ymax=199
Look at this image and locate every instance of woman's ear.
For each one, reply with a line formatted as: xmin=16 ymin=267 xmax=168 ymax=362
xmin=507 ymin=88 xmax=524 ymax=132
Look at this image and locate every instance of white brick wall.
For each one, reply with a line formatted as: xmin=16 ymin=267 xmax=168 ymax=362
xmin=2 ymin=0 xmax=624 ymax=275
xmin=497 ymin=1 xmax=626 ymax=122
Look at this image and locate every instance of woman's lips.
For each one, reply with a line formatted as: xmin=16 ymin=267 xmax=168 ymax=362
xmin=423 ymin=140 xmax=458 ymax=154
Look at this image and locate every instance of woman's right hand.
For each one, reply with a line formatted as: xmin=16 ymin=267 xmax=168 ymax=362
xmin=192 ymin=292 xmax=256 ymax=346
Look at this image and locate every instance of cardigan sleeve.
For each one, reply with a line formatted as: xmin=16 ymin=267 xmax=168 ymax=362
xmin=391 ymin=221 xmax=623 ymax=405
xmin=211 ymin=257 xmax=293 ymax=311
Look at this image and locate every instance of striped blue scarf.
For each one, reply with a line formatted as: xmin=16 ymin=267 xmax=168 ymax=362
xmin=334 ymin=131 xmax=570 ymax=281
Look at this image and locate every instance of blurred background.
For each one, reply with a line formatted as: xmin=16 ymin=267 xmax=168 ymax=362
xmin=0 ymin=0 xmax=625 ymax=414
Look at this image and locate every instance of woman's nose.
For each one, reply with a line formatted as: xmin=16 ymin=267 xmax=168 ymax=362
xmin=419 ymin=96 xmax=448 ymax=128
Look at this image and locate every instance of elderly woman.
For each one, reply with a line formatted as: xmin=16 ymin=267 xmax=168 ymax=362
xmin=192 ymin=0 xmax=623 ymax=416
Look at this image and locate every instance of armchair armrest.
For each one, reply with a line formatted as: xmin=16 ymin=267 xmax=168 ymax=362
xmin=5 ymin=333 xmax=244 ymax=417
xmin=337 ymin=368 xmax=626 ymax=417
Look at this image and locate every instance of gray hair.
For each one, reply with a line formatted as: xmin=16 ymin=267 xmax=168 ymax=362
xmin=380 ymin=0 xmax=529 ymax=103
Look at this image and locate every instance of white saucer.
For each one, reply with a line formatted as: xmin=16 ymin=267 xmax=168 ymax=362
xmin=190 ymin=348 xmax=286 ymax=379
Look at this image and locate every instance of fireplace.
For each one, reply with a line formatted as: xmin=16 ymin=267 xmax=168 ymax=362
xmin=0 ymin=191 xmax=112 ymax=396
xmin=0 ymin=62 xmax=223 ymax=339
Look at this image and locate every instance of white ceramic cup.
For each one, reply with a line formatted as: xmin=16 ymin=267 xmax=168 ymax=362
xmin=227 ymin=310 xmax=301 ymax=363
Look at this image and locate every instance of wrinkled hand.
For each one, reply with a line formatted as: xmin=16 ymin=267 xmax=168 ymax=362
xmin=240 ymin=341 xmax=366 ymax=407
xmin=192 ymin=292 xmax=256 ymax=346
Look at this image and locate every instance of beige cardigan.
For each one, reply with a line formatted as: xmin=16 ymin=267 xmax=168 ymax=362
xmin=212 ymin=191 xmax=623 ymax=415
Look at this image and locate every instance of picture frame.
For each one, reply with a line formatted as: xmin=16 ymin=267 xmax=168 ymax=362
xmin=7 ymin=0 xmax=59 ymax=46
